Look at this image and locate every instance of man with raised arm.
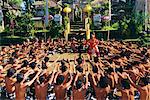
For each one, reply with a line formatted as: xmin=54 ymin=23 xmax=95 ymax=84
xmin=117 ymin=69 xmax=134 ymax=100
xmin=72 ymin=71 xmax=89 ymax=99
xmin=91 ymin=70 xmax=110 ymax=100
xmin=15 ymin=70 xmax=41 ymax=100
xmin=127 ymin=75 xmax=149 ymax=100
xmin=54 ymin=71 xmax=73 ymax=100
xmin=34 ymin=70 xmax=55 ymax=100
xmin=5 ymin=68 xmax=16 ymax=99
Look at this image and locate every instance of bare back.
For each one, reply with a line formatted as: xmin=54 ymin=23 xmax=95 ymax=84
xmin=5 ymin=77 xmax=15 ymax=93
xmin=139 ymin=86 xmax=149 ymax=100
xmin=15 ymin=83 xmax=27 ymax=100
xmin=54 ymin=85 xmax=66 ymax=100
xmin=121 ymin=89 xmax=130 ymax=100
xmin=72 ymin=88 xmax=86 ymax=100
xmin=94 ymin=85 xmax=110 ymax=100
xmin=35 ymin=82 xmax=48 ymax=100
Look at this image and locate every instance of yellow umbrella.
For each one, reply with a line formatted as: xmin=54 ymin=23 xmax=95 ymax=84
xmin=63 ymin=7 xmax=71 ymax=13
xmin=83 ymin=4 xmax=92 ymax=13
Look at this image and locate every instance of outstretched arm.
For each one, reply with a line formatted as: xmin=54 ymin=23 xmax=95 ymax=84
xmin=92 ymin=74 xmax=97 ymax=86
xmin=127 ymin=74 xmax=141 ymax=91
xmin=24 ymin=71 xmax=41 ymax=87
xmin=48 ymin=71 xmax=55 ymax=84
xmin=85 ymin=72 xmax=89 ymax=89
xmin=74 ymin=71 xmax=79 ymax=85
xmin=20 ymin=69 xmax=35 ymax=84
xmin=64 ymin=73 xmax=73 ymax=88
xmin=74 ymin=56 xmax=77 ymax=65
xmin=12 ymin=67 xmax=25 ymax=78
xmin=54 ymin=71 xmax=60 ymax=84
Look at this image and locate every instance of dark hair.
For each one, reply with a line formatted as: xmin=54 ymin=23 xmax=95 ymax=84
xmin=107 ymin=67 xmax=114 ymax=74
xmin=121 ymin=79 xmax=130 ymax=89
xmin=115 ymin=67 xmax=123 ymax=73
xmin=108 ymin=59 xmax=113 ymax=64
xmin=29 ymin=49 xmax=34 ymax=56
xmin=32 ymin=55 xmax=36 ymax=59
xmin=140 ymin=77 xmax=148 ymax=86
xmin=12 ymin=51 xmax=18 ymax=59
xmin=7 ymin=68 xmax=16 ymax=77
xmin=61 ymin=60 xmax=65 ymax=66
xmin=17 ymin=73 xmax=24 ymax=83
xmin=39 ymin=75 xmax=45 ymax=84
xmin=9 ymin=58 xmax=14 ymax=64
xmin=141 ymin=57 xmax=147 ymax=64
xmin=98 ymin=76 xmax=109 ymax=88
xmin=94 ymin=57 xmax=99 ymax=63
xmin=104 ymin=48 xmax=109 ymax=55
xmin=125 ymin=64 xmax=132 ymax=70
xmin=145 ymin=53 xmax=149 ymax=58
xmin=60 ymin=65 xmax=67 ymax=73
xmin=12 ymin=52 xmax=16 ymax=57
xmin=76 ymin=65 xmax=83 ymax=73
xmin=29 ymin=62 xmax=37 ymax=69
xmin=44 ymin=57 xmax=49 ymax=62
xmin=22 ymin=60 xmax=29 ymax=67
xmin=42 ymin=62 xmax=47 ymax=69
xmin=44 ymin=49 xmax=47 ymax=53
xmin=56 ymin=75 xmax=64 ymax=85
xmin=112 ymin=55 xmax=120 ymax=60
xmin=141 ymin=48 xmax=147 ymax=55
xmin=77 ymin=57 xmax=82 ymax=65
xmin=92 ymin=65 xmax=98 ymax=73
xmin=131 ymin=61 xmax=140 ymax=66
xmin=76 ymin=79 xmax=83 ymax=89
xmin=2 ymin=47 xmax=5 ymax=50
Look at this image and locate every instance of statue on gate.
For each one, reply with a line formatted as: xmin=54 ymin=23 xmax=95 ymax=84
xmin=74 ymin=5 xmax=81 ymax=21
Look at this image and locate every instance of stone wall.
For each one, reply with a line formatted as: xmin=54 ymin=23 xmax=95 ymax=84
xmin=148 ymin=0 xmax=150 ymax=25
xmin=135 ymin=0 xmax=145 ymax=12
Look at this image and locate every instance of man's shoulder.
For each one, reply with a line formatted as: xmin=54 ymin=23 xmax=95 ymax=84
xmin=54 ymin=85 xmax=64 ymax=90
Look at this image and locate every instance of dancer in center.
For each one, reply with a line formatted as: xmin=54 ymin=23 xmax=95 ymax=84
xmin=85 ymin=33 xmax=100 ymax=59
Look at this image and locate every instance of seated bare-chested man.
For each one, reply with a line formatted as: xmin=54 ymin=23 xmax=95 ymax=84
xmin=15 ymin=70 xmax=41 ymax=100
xmin=5 ymin=68 xmax=16 ymax=99
xmin=128 ymin=75 xmax=149 ymax=100
xmin=91 ymin=71 xmax=110 ymax=100
xmin=34 ymin=70 xmax=55 ymax=100
xmin=54 ymin=71 xmax=73 ymax=100
xmin=72 ymin=72 xmax=89 ymax=99
xmin=117 ymin=68 xmax=135 ymax=100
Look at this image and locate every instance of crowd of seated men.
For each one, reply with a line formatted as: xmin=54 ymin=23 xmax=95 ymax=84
xmin=0 ymin=37 xmax=149 ymax=100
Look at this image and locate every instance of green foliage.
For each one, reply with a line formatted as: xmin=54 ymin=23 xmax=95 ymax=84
xmin=48 ymin=21 xmax=64 ymax=38
xmin=4 ymin=10 xmax=34 ymax=36
xmin=0 ymin=36 xmax=27 ymax=46
xmin=100 ymin=2 xmax=109 ymax=16
xmin=9 ymin=0 xmax=23 ymax=6
xmin=15 ymin=13 xmax=34 ymax=36
xmin=102 ymin=22 xmax=119 ymax=31
xmin=6 ymin=11 xmax=16 ymax=19
xmin=118 ymin=12 xmax=145 ymax=38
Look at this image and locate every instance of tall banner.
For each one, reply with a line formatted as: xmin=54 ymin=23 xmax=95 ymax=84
xmin=0 ymin=9 xmax=4 ymax=31
xmin=45 ymin=0 xmax=49 ymax=26
xmin=0 ymin=9 xmax=3 ymax=26
xmin=93 ymin=14 xmax=101 ymax=27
